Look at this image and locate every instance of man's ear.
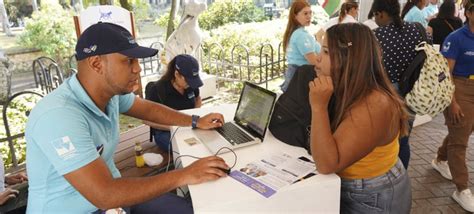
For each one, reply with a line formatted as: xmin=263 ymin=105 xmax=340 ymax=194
xmin=86 ymin=56 xmax=103 ymax=74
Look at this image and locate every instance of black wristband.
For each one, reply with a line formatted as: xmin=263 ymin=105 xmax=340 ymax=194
xmin=192 ymin=115 xmax=200 ymax=129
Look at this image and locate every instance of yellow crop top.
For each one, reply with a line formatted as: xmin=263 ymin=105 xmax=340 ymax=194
xmin=338 ymin=135 xmax=400 ymax=179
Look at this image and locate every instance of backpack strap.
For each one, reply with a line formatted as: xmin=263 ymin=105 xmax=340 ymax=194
xmin=444 ymin=19 xmax=455 ymax=32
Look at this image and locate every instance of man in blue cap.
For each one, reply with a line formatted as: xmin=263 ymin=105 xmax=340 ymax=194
xmin=25 ymin=22 xmax=227 ymax=213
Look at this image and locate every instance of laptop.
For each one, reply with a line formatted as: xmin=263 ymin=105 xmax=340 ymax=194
xmin=194 ymin=82 xmax=277 ymax=154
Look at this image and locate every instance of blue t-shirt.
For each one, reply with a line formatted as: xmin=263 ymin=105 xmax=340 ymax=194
xmin=404 ymin=6 xmax=428 ymax=28
xmin=422 ymin=4 xmax=438 ymax=18
xmin=25 ymin=74 xmax=135 ymax=213
xmin=441 ymin=25 xmax=474 ymax=77
xmin=286 ymin=27 xmax=321 ymax=66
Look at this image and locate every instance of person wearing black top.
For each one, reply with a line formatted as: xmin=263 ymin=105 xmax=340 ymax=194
xmin=428 ymin=0 xmax=463 ymax=45
xmin=144 ymin=54 xmax=203 ymax=152
xmin=371 ymin=0 xmax=425 ymax=169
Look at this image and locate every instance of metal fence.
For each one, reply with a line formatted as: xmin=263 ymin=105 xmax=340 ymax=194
xmin=140 ymin=42 xmax=165 ymax=77
xmin=139 ymin=42 xmax=287 ymax=89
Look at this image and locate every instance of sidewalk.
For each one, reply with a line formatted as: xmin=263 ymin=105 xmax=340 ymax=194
xmin=410 ymin=114 xmax=474 ymax=213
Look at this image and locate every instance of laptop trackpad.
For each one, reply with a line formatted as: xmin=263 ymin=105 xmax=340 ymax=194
xmin=194 ymin=129 xmax=232 ymax=152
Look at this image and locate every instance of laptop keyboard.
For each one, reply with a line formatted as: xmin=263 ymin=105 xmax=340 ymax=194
xmin=216 ymin=123 xmax=254 ymax=145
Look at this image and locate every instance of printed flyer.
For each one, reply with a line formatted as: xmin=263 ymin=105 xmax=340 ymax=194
xmin=229 ymin=153 xmax=316 ymax=198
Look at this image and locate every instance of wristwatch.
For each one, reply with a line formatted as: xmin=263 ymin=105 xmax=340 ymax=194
xmin=192 ymin=115 xmax=200 ymax=129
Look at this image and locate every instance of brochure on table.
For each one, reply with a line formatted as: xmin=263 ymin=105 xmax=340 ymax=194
xmin=229 ymin=153 xmax=316 ymax=198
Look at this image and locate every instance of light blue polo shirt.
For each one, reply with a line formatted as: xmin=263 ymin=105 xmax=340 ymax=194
xmin=25 ymin=74 xmax=135 ymax=213
xmin=441 ymin=25 xmax=474 ymax=77
xmin=287 ymin=27 xmax=321 ymax=66
xmin=422 ymin=4 xmax=438 ymax=18
xmin=404 ymin=6 xmax=428 ymax=28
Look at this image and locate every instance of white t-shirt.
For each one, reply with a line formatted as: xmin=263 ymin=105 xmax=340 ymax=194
xmin=323 ymin=15 xmax=358 ymax=31
xmin=363 ymin=19 xmax=379 ymax=30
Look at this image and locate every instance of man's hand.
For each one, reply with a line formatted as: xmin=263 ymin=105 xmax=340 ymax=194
xmin=5 ymin=172 xmax=28 ymax=185
xmin=197 ymin=113 xmax=225 ymax=129
xmin=181 ymin=156 xmax=229 ymax=185
xmin=0 ymin=188 xmax=18 ymax=205
xmin=448 ymin=101 xmax=464 ymax=125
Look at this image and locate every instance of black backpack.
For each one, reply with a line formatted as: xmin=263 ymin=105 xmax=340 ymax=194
xmin=398 ymin=22 xmax=430 ymax=97
xmin=269 ymin=65 xmax=333 ymax=153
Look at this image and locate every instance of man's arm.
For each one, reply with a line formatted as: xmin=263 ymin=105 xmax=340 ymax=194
xmin=125 ymin=97 xmax=224 ymax=129
xmin=141 ymin=95 xmax=203 ymax=131
xmin=64 ymin=156 xmax=228 ymax=209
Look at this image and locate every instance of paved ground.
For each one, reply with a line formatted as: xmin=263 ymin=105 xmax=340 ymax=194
xmin=410 ymin=114 xmax=474 ymax=213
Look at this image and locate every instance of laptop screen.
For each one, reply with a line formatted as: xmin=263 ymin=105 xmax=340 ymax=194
xmin=234 ymin=82 xmax=276 ymax=139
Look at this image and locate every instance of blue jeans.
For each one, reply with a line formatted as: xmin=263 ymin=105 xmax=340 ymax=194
xmin=392 ymin=82 xmax=415 ymax=169
xmin=153 ymin=130 xmax=171 ymax=152
xmin=340 ymin=160 xmax=412 ymax=214
xmin=93 ymin=193 xmax=193 ymax=214
xmin=399 ymin=115 xmax=414 ymax=169
xmin=280 ymin=64 xmax=299 ymax=92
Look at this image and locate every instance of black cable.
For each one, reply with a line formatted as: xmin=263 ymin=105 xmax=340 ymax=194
xmin=166 ymin=127 xmax=181 ymax=172
xmin=213 ymin=147 xmax=238 ymax=169
xmin=174 ymin=147 xmax=238 ymax=170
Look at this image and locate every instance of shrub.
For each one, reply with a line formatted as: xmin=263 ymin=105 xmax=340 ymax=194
xmin=201 ymin=19 xmax=286 ymax=83
xmin=17 ymin=4 xmax=76 ymax=67
xmin=132 ymin=0 xmax=151 ymax=21
xmin=199 ymin=0 xmax=267 ymax=31
xmin=154 ymin=10 xmax=179 ymax=28
xmin=5 ymin=0 xmax=33 ymax=27
xmin=0 ymin=94 xmax=42 ymax=169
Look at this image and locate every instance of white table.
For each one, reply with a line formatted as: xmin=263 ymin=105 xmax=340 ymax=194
xmin=172 ymin=104 xmax=341 ymax=214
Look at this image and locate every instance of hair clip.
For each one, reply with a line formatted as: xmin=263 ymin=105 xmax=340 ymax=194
xmin=347 ymin=42 xmax=353 ymax=47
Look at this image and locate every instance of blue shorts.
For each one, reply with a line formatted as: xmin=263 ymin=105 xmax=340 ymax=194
xmin=340 ymin=160 xmax=412 ymax=213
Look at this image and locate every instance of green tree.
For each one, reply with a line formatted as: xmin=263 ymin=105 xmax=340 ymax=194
xmin=18 ymin=4 xmax=76 ymax=67
xmin=166 ymin=0 xmax=178 ymax=40
xmin=199 ymin=0 xmax=267 ymax=31
xmin=119 ymin=0 xmax=131 ymax=11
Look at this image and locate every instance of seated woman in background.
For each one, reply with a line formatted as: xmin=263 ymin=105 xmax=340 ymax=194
xmin=144 ymin=54 xmax=203 ymax=152
xmin=309 ymin=23 xmax=411 ymax=213
xmin=428 ymin=0 xmax=463 ymax=45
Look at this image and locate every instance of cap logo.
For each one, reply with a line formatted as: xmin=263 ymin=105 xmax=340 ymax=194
xmin=83 ymin=45 xmax=97 ymax=54
xmin=99 ymin=10 xmax=112 ymax=20
xmin=128 ymin=37 xmax=136 ymax=44
xmin=120 ymin=31 xmax=136 ymax=44
xmin=193 ymin=71 xmax=199 ymax=76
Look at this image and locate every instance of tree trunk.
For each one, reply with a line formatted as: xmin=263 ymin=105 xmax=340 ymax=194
xmin=166 ymin=0 xmax=178 ymax=40
xmin=119 ymin=0 xmax=132 ymax=11
xmin=32 ymin=0 xmax=39 ymax=11
xmin=0 ymin=0 xmax=13 ymax=37
xmin=99 ymin=0 xmax=108 ymax=5
xmin=59 ymin=0 xmax=70 ymax=9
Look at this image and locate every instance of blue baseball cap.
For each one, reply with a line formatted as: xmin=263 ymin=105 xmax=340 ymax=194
xmin=75 ymin=22 xmax=158 ymax=61
xmin=175 ymin=54 xmax=203 ymax=89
